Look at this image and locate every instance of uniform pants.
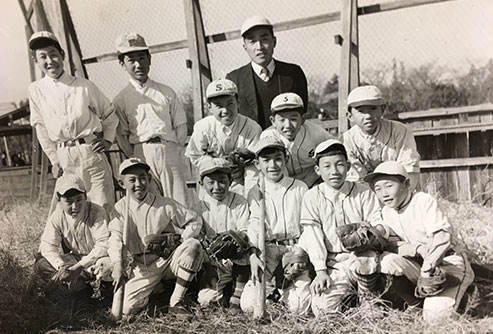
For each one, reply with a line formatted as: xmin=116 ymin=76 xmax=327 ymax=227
xmin=123 ymin=238 xmax=203 ymax=315
xmin=134 ymin=141 xmax=196 ymax=209
xmin=198 ymin=259 xmax=233 ymax=305
xmin=57 ymin=144 xmax=114 ymax=214
xmin=240 ymin=243 xmax=311 ymax=314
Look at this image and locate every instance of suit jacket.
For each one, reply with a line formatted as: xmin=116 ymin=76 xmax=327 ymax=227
xmin=226 ymin=59 xmax=308 ymax=125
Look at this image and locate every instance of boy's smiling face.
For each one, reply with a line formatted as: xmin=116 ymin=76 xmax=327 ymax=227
xmin=34 ymin=46 xmax=65 ymax=79
xmin=270 ymin=110 xmax=303 ymax=141
xmin=348 ymin=105 xmax=383 ymax=135
xmin=201 ymin=172 xmax=231 ymax=201
xmin=315 ymin=153 xmax=349 ymax=190
xmin=209 ymin=95 xmax=239 ymax=126
xmin=255 ymin=149 xmax=287 ymax=183
xmin=59 ymin=191 xmax=87 ymax=220
xmin=119 ymin=166 xmax=150 ymax=201
xmin=120 ymin=50 xmax=151 ymax=84
xmin=372 ymin=175 xmax=409 ymax=209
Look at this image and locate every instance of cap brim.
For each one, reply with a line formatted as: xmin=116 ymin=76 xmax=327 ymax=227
xmin=117 ymin=46 xmax=149 ymax=54
xmin=200 ymin=166 xmax=232 ymax=177
xmin=363 ymin=171 xmax=407 ymax=184
xmin=348 ymin=99 xmax=384 ymax=108
xmin=207 ymin=91 xmax=236 ymax=99
xmin=241 ymin=24 xmax=272 ymax=37
xmin=119 ymin=163 xmax=150 ymax=175
xmin=57 ymin=186 xmax=86 ymax=196
xmin=29 ymin=37 xmax=60 ymax=50
xmin=271 ymin=104 xmax=304 ymax=113
xmin=313 ymin=143 xmax=347 ymax=159
xmin=255 ymin=144 xmax=286 ymax=156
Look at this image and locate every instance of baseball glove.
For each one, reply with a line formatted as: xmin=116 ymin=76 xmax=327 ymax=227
xmin=226 ymin=148 xmax=256 ymax=169
xmin=282 ymin=248 xmax=310 ymax=281
xmin=207 ymin=230 xmax=251 ymax=260
xmin=336 ymin=223 xmax=386 ymax=254
xmin=415 ymin=267 xmax=447 ymax=298
xmin=144 ymin=233 xmax=182 ymax=258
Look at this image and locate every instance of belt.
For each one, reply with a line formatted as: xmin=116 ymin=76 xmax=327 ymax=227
xmin=146 ymin=137 xmax=162 ymax=143
xmin=266 ymin=238 xmax=297 ymax=246
xmin=57 ymin=138 xmax=86 ymax=147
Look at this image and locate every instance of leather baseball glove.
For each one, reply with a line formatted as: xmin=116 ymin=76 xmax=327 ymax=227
xmin=282 ymin=247 xmax=310 ymax=281
xmin=415 ymin=267 xmax=447 ymax=298
xmin=226 ymin=148 xmax=256 ymax=169
xmin=336 ymin=223 xmax=386 ymax=254
xmin=206 ymin=230 xmax=251 ymax=260
xmin=144 ymin=233 xmax=182 ymax=258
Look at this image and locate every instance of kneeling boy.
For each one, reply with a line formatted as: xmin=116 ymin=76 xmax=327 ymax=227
xmin=197 ymin=158 xmax=251 ymax=312
xmin=108 ymin=158 xmax=204 ymax=315
xmin=363 ymin=161 xmax=474 ymax=322
xmin=35 ymin=174 xmax=112 ymax=300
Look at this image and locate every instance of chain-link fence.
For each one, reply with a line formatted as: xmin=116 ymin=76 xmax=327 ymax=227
xmin=55 ymin=0 xmax=493 ymax=121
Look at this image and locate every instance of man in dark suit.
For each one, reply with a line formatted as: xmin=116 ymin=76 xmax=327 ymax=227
xmin=226 ymin=16 xmax=308 ymax=129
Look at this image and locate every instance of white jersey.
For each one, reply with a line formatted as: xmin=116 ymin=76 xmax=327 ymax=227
xmin=200 ymin=192 xmax=249 ymax=237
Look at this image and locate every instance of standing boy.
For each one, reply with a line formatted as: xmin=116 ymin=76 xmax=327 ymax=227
xmin=113 ymin=33 xmax=193 ymax=207
xmin=299 ymin=139 xmax=417 ymax=316
xmin=185 ymin=79 xmax=261 ymax=195
xmin=197 ymin=158 xmax=251 ymax=312
xmin=226 ymin=16 xmax=308 ymax=129
xmin=241 ymin=136 xmax=310 ymax=314
xmin=342 ymin=85 xmax=420 ymax=188
xmin=28 ymin=31 xmax=117 ymax=213
xmin=363 ymin=161 xmax=474 ymax=322
xmin=262 ymin=92 xmax=333 ymax=187
xmin=35 ymin=173 xmax=112 ymax=300
xmin=108 ymin=158 xmax=204 ymax=315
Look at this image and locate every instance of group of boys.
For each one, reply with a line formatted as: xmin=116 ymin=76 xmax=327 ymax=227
xmin=30 ymin=14 xmax=473 ymax=323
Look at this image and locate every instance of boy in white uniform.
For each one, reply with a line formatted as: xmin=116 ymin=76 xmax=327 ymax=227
xmin=113 ymin=33 xmax=193 ymax=207
xmin=241 ymin=136 xmax=310 ymax=314
xmin=35 ymin=174 xmax=112 ymax=299
xmin=363 ymin=161 xmax=474 ymax=322
xmin=299 ymin=139 xmax=418 ymax=316
xmin=342 ymin=85 xmax=420 ymax=189
xmin=261 ymin=92 xmax=332 ymax=187
xmin=28 ymin=31 xmax=117 ymax=213
xmin=185 ymin=79 xmax=262 ymax=196
xmin=108 ymin=158 xmax=204 ymax=315
xmin=197 ymin=158 xmax=250 ymax=312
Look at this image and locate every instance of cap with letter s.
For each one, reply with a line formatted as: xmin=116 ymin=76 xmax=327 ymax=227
xmin=240 ymin=16 xmax=273 ymax=37
xmin=206 ymin=79 xmax=238 ymax=99
xmin=116 ymin=32 xmax=149 ymax=54
xmin=347 ymin=85 xmax=384 ymax=108
xmin=271 ymin=92 xmax=304 ymax=113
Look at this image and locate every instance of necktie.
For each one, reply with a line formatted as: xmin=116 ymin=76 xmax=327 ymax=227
xmin=259 ymin=68 xmax=271 ymax=82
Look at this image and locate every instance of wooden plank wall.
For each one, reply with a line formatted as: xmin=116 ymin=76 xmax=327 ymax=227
xmin=0 ymin=166 xmax=55 ymax=201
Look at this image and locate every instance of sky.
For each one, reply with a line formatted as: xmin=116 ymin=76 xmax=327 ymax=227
xmin=1 ymin=0 xmax=492 ymax=106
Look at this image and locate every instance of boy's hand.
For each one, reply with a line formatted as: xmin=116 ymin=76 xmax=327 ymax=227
xmin=52 ymin=163 xmax=63 ymax=178
xmin=111 ymin=263 xmax=127 ymax=293
xmin=310 ymin=270 xmax=331 ymax=295
xmin=249 ymin=253 xmax=264 ymax=285
xmin=91 ymin=138 xmax=112 ymax=153
xmin=52 ymin=264 xmax=71 ymax=282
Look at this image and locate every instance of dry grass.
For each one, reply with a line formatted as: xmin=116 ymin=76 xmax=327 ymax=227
xmin=1 ymin=198 xmax=492 ymax=334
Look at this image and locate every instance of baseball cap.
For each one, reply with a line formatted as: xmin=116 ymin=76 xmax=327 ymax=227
xmin=271 ymin=93 xmax=304 ymax=113
xmin=29 ymin=31 xmax=60 ymax=50
xmin=206 ymin=79 xmax=238 ymax=99
xmin=119 ymin=157 xmax=150 ymax=175
xmin=199 ymin=158 xmax=233 ymax=178
xmin=240 ymin=16 xmax=273 ymax=37
xmin=254 ymin=136 xmax=286 ymax=157
xmin=55 ymin=173 xmax=86 ymax=196
xmin=347 ymin=85 xmax=384 ymax=108
xmin=313 ymin=139 xmax=347 ymax=160
xmin=363 ymin=161 xmax=409 ymax=184
xmin=116 ymin=33 xmax=149 ymax=54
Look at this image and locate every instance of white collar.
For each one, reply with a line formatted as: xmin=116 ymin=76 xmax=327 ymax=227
xmin=251 ymin=59 xmax=275 ymax=78
xmin=129 ymin=76 xmax=150 ymax=90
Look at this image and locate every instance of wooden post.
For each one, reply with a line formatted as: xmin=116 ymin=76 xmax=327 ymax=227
xmin=338 ymin=0 xmax=360 ymax=134
xmin=3 ymin=137 xmax=12 ymax=166
xmin=183 ymin=0 xmax=212 ymax=123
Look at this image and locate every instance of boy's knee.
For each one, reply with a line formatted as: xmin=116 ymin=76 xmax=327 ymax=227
xmin=239 ymin=280 xmax=256 ymax=312
xmin=379 ymin=253 xmax=419 ymax=282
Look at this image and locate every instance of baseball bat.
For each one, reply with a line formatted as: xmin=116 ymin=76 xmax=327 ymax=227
xmin=111 ymin=190 xmax=130 ymax=320
xmin=253 ymin=174 xmax=266 ymax=319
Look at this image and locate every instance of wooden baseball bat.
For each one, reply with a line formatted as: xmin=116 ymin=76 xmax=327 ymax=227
xmin=111 ymin=190 xmax=130 ymax=320
xmin=253 ymin=174 xmax=266 ymax=319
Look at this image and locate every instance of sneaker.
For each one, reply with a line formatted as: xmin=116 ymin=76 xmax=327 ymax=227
xmin=168 ymin=300 xmax=195 ymax=316
xmin=228 ymin=303 xmax=243 ymax=315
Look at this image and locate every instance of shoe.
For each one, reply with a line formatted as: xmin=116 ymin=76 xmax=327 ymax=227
xmin=168 ymin=300 xmax=194 ymax=316
xmin=228 ymin=303 xmax=242 ymax=315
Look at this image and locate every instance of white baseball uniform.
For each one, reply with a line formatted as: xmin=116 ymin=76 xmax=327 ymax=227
xmin=113 ymin=78 xmax=194 ymax=208
xmin=261 ymin=120 xmax=332 ymax=187
xmin=29 ymin=72 xmax=117 ymax=213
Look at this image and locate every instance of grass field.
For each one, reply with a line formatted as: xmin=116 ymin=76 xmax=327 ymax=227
xmin=1 ymin=197 xmax=492 ymax=334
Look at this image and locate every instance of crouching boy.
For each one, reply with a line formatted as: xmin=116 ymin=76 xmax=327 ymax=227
xmin=241 ymin=136 xmax=311 ymax=314
xmin=35 ymin=173 xmax=112 ymax=301
xmin=298 ymin=140 xmax=419 ymax=316
xmin=108 ymin=158 xmax=204 ymax=316
xmin=197 ymin=158 xmax=251 ymax=312
xmin=363 ymin=161 xmax=474 ymax=322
